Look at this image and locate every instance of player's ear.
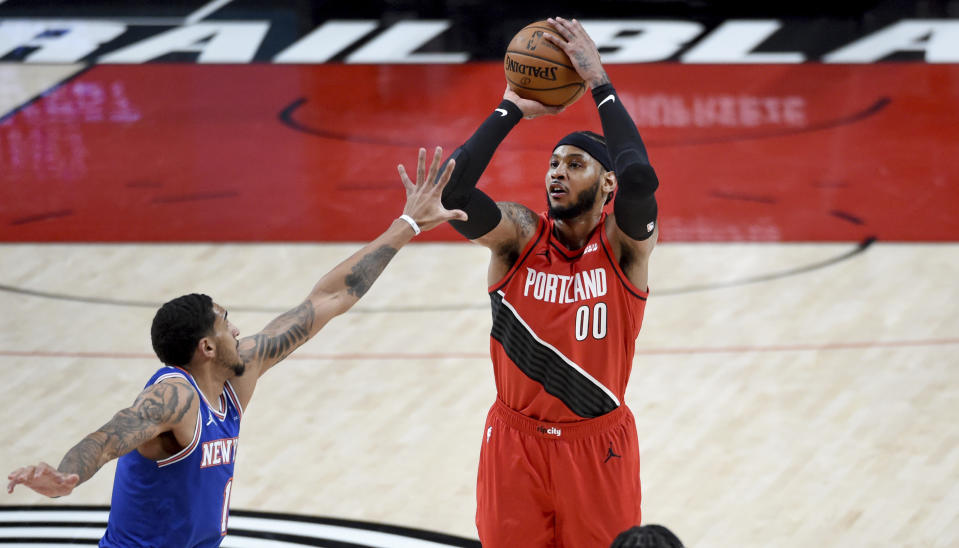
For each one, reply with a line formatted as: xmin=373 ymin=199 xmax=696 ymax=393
xmin=604 ymin=170 xmax=618 ymax=194
xmin=198 ymin=337 xmax=215 ymax=359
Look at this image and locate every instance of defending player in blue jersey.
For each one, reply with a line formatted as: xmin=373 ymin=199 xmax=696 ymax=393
xmin=6 ymin=147 xmax=465 ymax=547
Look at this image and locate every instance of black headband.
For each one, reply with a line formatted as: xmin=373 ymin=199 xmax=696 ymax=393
xmin=554 ymin=132 xmax=612 ymax=171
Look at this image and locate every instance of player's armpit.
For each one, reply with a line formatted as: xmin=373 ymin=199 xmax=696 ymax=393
xmin=57 ymin=379 xmax=196 ymax=484
xmin=607 ymin=216 xmax=657 ymax=290
xmin=474 ymin=202 xmax=541 ymax=285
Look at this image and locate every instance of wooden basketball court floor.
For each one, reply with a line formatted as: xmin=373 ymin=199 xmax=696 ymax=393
xmin=2 ymin=64 xmax=958 ymax=547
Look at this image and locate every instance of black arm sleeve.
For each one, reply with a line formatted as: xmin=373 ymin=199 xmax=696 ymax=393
xmin=441 ymin=100 xmax=523 ymax=240
xmin=593 ymin=83 xmax=659 ymax=241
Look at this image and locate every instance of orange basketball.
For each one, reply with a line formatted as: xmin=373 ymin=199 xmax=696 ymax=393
xmin=504 ymin=20 xmax=586 ymax=108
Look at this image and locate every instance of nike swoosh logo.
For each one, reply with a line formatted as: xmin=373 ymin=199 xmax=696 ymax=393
xmin=598 ymin=95 xmax=616 ymax=108
xmin=495 ymin=108 xmax=508 ymax=117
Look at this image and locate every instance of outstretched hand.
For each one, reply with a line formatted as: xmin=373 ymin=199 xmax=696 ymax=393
xmin=543 ymin=17 xmax=609 ymax=89
xmin=396 ymin=147 xmax=468 ymax=232
xmin=7 ymin=462 xmax=79 ymax=498
xmin=503 ymin=86 xmax=565 ymax=119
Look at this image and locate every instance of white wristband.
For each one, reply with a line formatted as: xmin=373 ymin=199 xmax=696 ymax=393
xmin=398 ymin=214 xmax=421 ymax=235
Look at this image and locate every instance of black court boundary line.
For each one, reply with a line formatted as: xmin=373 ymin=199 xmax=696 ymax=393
xmin=279 ymin=96 xmax=890 ymax=148
xmin=657 ymin=236 xmax=876 ymax=295
xmin=0 ymin=505 xmax=481 ymax=547
xmin=0 ymin=65 xmax=95 ymax=124
xmin=0 ymin=237 xmax=876 ymax=312
xmin=230 ymin=509 xmax=481 ymax=547
xmin=228 ymin=530 xmax=370 ymax=548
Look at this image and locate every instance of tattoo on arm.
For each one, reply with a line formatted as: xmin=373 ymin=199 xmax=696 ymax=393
xmin=57 ymin=383 xmax=194 ymax=483
xmin=248 ymin=300 xmax=316 ymax=363
xmin=344 ymin=245 xmax=398 ymax=298
xmin=58 ymin=437 xmax=109 ymax=484
xmin=502 ymin=203 xmax=538 ymax=240
xmin=491 ymin=203 xmax=538 ymax=263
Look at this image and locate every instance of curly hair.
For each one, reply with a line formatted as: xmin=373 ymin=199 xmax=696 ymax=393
xmin=610 ymin=524 xmax=684 ymax=548
xmin=150 ymin=293 xmax=216 ymax=367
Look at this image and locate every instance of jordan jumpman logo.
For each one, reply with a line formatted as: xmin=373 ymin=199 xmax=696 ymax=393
xmin=604 ymin=443 xmax=621 ymax=463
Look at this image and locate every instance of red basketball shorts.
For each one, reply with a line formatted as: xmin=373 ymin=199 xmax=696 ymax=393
xmin=475 ymin=399 xmax=642 ymax=548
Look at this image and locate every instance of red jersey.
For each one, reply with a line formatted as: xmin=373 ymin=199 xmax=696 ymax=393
xmin=488 ymin=212 xmax=649 ymax=423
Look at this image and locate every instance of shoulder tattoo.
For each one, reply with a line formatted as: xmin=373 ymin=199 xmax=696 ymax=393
xmin=110 ymin=382 xmax=195 ymax=452
xmin=501 ymin=202 xmax=538 ymax=240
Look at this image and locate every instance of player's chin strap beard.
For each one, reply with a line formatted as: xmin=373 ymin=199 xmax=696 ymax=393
xmin=547 ymin=180 xmax=600 ymax=223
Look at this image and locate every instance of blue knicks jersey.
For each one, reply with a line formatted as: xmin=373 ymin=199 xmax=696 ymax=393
xmin=101 ymin=366 xmax=243 ymax=548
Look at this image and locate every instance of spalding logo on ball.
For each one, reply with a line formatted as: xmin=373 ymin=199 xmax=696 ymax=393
xmin=504 ymin=20 xmax=586 ymax=107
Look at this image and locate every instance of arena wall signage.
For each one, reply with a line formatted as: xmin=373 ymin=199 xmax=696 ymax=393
xmin=0 ymin=18 xmax=957 ymax=64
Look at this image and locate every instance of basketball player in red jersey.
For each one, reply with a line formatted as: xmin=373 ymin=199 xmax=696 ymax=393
xmin=440 ymin=18 xmax=660 ymax=547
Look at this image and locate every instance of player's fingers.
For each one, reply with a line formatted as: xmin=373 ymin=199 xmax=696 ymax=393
xmin=556 ymin=16 xmax=580 ymax=39
xmin=570 ymin=19 xmax=596 ymax=47
xmin=559 ymin=17 xmax=588 ymax=45
xmin=416 ymin=147 xmax=427 ymax=185
xmin=559 ymin=16 xmax=578 ymax=32
xmin=426 ymin=146 xmax=443 ymax=186
xmin=445 ymin=208 xmax=468 ymax=222
xmin=541 ymin=31 xmax=570 ymax=51
xmin=547 ymin=17 xmax=573 ymax=39
xmin=544 ymin=25 xmax=567 ymax=43
xmin=397 ymin=164 xmax=414 ymax=192
xmin=12 ymin=467 xmax=33 ymax=481
xmin=434 ymin=158 xmax=457 ymax=192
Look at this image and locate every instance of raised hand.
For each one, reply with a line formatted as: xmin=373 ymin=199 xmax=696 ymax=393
xmin=7 ymin=462 xmax=79 ymax=498
xmin=396 ymin=147 xmax=468 ymax=232
xmin=543 ymin=17 xmax=610 ymax=89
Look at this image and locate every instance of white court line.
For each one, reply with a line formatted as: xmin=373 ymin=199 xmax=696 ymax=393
xmin=0 ymin=510 xmax=108 ymax=523
xmin=0 ymin=527 xmax=104 ymax=539
xmin=186 ymin=0 xmax=235 ymax=24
